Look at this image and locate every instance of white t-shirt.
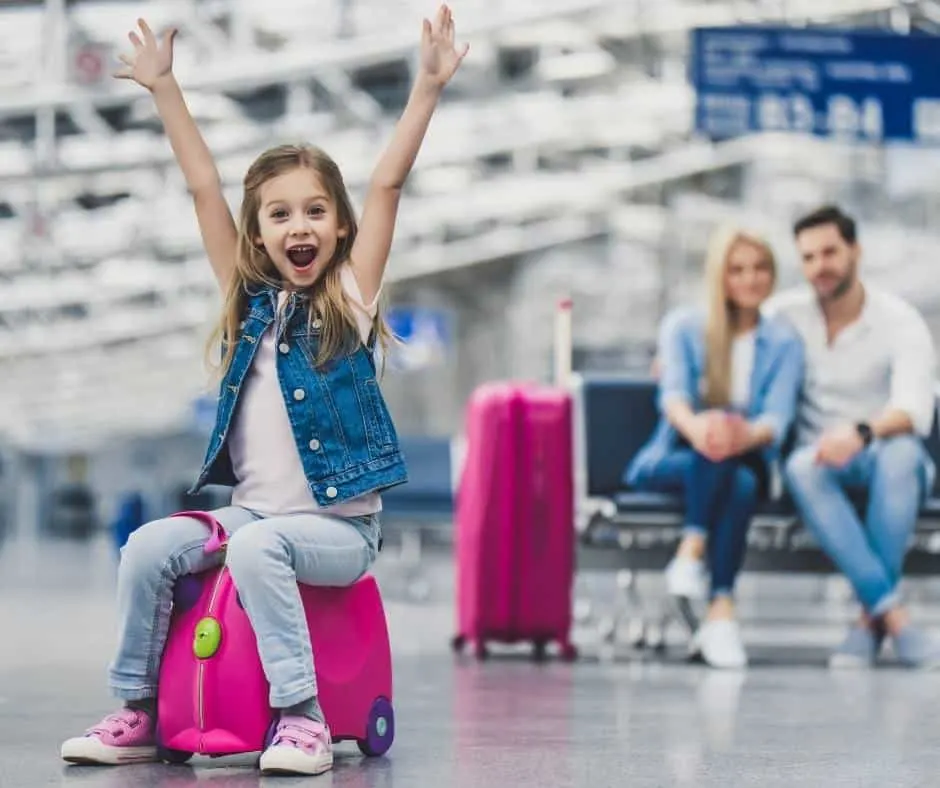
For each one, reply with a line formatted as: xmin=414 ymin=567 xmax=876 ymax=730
xmin=228 ymin=264 xmax=382 ymax=517
xmin=729 ymin=329 xmax=756 ymax=412
xmin=764 ymin=284 xmax=937 ymax=446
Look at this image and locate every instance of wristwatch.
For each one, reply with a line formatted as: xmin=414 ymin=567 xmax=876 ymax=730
xmin=855 ymin=421 xmax=874 ymax=446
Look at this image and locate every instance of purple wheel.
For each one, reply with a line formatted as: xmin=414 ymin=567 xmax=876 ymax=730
xmin=253 ymin=716 xmax=281 ymax=769
xmin=356 ymin=697 xmax=394 ymax=757
xmin=173 ymin=575 xmax=203 ymax=612
xmin=263 ymin=715 xmax=279 ymax=749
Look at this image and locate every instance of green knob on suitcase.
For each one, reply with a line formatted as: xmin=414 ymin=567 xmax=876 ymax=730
xmin=193 ymin=617 xmax=222 ymax=658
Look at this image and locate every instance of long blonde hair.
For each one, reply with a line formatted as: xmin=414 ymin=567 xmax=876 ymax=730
xmin=702 ymin=225 xmax=776 ymax=407
xmin=208 ymin=144 xmax=393 ymax=377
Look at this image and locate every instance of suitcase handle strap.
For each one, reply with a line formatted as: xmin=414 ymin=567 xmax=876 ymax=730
xmin=170 ymin=510 xmax=228 ymax=554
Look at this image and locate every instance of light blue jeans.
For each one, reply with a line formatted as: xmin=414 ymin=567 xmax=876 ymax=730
xmin=783 ymin=435 xmax=931 ymax=615
xmin=107 ymin=506 xmax=381 ymax=708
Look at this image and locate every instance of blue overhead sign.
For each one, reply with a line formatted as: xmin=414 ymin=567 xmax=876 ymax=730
xmin=690 ymin=27 xmax=940 ymax=144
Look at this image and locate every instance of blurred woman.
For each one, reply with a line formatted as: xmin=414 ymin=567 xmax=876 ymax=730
xmin=624 ymin=226 xmax=804 ymax=668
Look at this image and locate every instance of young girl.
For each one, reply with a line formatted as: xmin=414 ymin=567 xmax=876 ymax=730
xmin=61 ymin=6 xmax=467 ymax=776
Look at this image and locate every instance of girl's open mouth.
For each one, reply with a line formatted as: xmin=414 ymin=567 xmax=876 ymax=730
xmin=286 ymin=245 xmax=318 ymax=269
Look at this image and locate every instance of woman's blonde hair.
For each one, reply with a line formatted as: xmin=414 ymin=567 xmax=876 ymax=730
xmin=702 ymin=225 xmax=776 ymax=407
xmin=208 ymin=144 xmax=393 ymax=377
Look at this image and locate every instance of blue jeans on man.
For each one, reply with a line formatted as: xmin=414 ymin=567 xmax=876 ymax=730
xmin=784 ymin=435 xmax=929 ymax=614
xmin=784 ymin=435 xmax=940 ymax=666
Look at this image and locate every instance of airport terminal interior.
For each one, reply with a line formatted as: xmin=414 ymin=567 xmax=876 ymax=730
xmin=4 ymin=0 xmax=940 ymax=786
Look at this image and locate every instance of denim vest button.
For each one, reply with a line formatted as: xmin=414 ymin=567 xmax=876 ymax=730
xmin=312 ymin=318 xmax=322 ymax=329
xmin=293 ymin=389 xmax=305 ymax=401
xmin=325 ymin=486 xmax=338 ymax=498
xmin=278 ymin=342 xmax=289 ymax=354
xmin=309 ymin=439 xmax=320 ymax=451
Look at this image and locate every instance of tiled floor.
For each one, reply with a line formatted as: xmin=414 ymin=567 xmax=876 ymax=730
xmin=3 ymin=525 xmax=940 ymax=788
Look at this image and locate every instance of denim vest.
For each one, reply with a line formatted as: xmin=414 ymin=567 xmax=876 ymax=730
xmin=189 ymin=286 xmax=408 ymax=506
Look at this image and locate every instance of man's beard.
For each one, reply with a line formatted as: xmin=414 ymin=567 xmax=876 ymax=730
xmin=816 ymin=263 xmax=856 ymax=303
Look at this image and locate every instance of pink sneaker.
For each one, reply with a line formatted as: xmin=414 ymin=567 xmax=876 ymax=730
xmin=259 ymin=715 xmax=334 ymax=775
xmin=60 ymin=708 xmax=158 ymax=765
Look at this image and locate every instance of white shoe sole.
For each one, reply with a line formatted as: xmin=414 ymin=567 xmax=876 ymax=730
xmin=259 ymin=746 xmax=333 ymax=776
xmin=689 ymin=638 xmax=748 ymax=669
xmin=61 ymin=737 xmax=157 ymax=765
xmin=828 ymin=651 xmax=874 ymax=670
xmin=689 ymin=624 xmax=748 ymax=669
xmin=702 ymin=652 xmax=748 ymax=670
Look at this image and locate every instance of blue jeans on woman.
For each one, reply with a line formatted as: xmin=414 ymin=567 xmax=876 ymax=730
xmin=632 ymin=450 xmax=765 ymax=598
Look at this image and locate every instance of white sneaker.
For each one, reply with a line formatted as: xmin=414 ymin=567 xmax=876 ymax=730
xmin=664 ymin=557 xmax=707 ymax=600
xmin=690 ymin=619 xmax=748 ymax=669
xmin=259 ymin=716 xmax=333 ymax=776
xmin=60 ymin=708 xmax=158 ymax=765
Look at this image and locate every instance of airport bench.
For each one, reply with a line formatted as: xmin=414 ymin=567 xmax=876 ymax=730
xmin=572 ymin=374 xmax=940 ymax=575
xmin=571 ymin=374 xmax=940 ymax=647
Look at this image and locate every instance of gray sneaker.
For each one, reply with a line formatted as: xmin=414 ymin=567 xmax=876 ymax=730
xmin=891 ymin=626 xmax=940 ymax=670
xmin=829 ymin=625 xmax=879 ymax=669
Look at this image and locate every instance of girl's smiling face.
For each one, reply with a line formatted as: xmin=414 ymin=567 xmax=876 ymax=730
xmin=254 ymin=167 xmax=348 ymax=289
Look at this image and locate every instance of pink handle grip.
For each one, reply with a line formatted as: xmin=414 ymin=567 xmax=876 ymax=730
xmin=171 ymin=510 xmax=228 ymax=554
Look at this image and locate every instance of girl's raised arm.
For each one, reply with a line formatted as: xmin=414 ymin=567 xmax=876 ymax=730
xmin=116 ymin=19 xmax=237 ymax=291
xmin=350 ymin=4 xmax=468 ymax=303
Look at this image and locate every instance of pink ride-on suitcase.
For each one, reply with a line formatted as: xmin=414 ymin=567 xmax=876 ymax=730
xmin=451 ymin=381 xmax=578 ymax=662
xmin=155 ymin=511 xmax=394 ymax=763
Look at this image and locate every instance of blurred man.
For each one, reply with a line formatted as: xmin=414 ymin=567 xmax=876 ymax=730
xmin=766 ymin=204 xmax=940 ymax=669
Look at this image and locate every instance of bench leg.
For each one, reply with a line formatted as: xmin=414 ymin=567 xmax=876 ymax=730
xmin=572 ymin=574 xmax=595 ymax=626
xmin=591 ymin=567 xmax=690 ymax=659
xmin=674 ymin=597 xmax=699 ymax=634
xmin=604 ymin=569 xmax=649 ymax=652
xmin=399 ymin=528 xmax=431 ymax=601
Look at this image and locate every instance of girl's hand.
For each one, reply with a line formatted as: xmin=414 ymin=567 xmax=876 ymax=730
xmin=114 ymin=18 xmax=177 ymax=91
xmin=418 ymin=4 xmax=469 ymax=89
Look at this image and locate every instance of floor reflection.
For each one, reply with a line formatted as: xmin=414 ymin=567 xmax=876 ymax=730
xmin=3 ymin=531 xmax=940 ymax=788
xmin=58 ymin=752 xmax=395 ymax=788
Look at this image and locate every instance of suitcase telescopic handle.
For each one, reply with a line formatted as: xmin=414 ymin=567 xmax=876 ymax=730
xmin=554 ymin=297 xmax=572 ymax=387
xmin=170 ymin=510 xmax=228 ymax=554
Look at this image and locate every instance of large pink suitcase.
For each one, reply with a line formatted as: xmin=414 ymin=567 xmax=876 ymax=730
xmin=451 ymin=382 xmax=578 ymax=661
xmin=155 ymin=511 xmax=394 ymax=763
